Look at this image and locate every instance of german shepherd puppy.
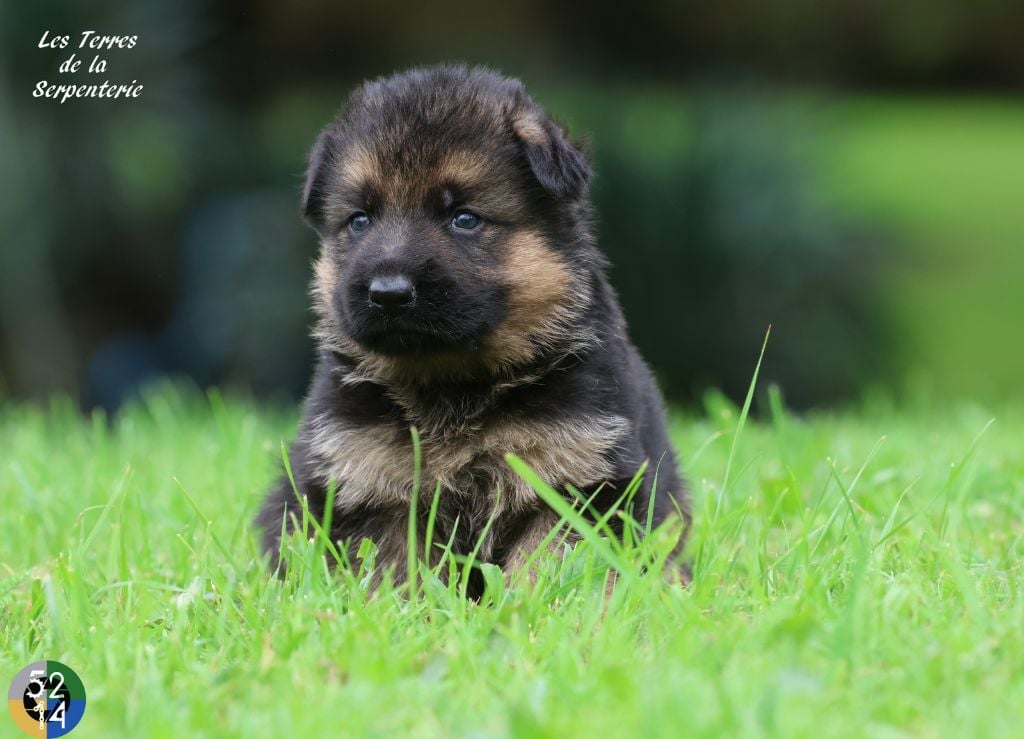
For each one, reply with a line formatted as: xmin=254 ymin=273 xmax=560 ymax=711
xmin=256 ymin=65 xmax=689 ymax=591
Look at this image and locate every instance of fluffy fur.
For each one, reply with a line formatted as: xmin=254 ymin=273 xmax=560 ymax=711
xmin=256 ymin=65 xmax=690 ymax=593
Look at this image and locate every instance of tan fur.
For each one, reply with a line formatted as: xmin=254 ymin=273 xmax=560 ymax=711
xmin=306 ymin=417 xmax=416 ymax=505
xmin=311 ymin=254 xmax=339 ymax=315
xmin=337 ymin=145 xmax=377 ymax=190
xmin=318 ymin=145 xmax=381 ymax=230
xmin=512 ymin=113 xmax=547 ymax=146
xmin=306 ymin=410 xmax=630 ymax=514
xmin=433 ymin=150 xmax=493 ymax=190
xmin=482 ymin=229 xmax=592 ymax=370
xmin=310 ymin=253 xmax=349 ymax=357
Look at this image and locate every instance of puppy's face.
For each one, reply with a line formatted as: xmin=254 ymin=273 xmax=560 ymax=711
xmin=303 ymin=67 xmax=594 ymax=374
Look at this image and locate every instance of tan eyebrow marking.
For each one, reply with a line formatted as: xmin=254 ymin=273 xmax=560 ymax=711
xmin=338 ymin=145 xmax=377 ymax=189
xmin=434 ymin=150 xmax=492 ymax=187
xmin=320 ymin=145 xmax=383 ymax=226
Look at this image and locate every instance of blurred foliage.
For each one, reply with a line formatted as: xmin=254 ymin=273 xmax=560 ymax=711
xmin=1 ymin=0 xmax=1021 ymax=409
xmin=576 ymin=89 xmax=891 ymax=406
xmin=815 ymin=98 xmax=1024 ymax=401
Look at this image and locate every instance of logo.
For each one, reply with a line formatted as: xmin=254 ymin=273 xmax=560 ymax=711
xmin=8 ymin=662 xmax=86 ymax=737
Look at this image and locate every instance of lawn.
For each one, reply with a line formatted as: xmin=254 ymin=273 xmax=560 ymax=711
xmin=1 ymin=384 xmax=1022 ymax=738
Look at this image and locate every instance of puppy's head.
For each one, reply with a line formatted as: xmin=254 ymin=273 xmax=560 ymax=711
xmin=303 ymin=66 xmax=596 ymax=379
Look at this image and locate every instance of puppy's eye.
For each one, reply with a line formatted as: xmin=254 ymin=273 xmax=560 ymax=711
xmin=348 ymin=213 xmax=371 ymax=233
xmin=451 ymin=211 xmax=481 ymax=230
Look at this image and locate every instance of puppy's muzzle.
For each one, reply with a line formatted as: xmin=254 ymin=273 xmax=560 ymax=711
xmin=368 ymin=274 xmax=416 ymax=315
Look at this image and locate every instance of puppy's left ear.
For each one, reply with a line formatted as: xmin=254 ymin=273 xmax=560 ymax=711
xmin=513 ymin=109 xmax=591 ymax=201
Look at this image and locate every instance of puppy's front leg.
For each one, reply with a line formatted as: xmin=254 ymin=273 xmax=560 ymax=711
xmin=501 ymin=507 xmax=580 ymax=583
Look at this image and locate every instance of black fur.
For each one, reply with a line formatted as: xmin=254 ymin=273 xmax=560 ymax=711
xmin=256 ymin=65 xmax=690 ymax=591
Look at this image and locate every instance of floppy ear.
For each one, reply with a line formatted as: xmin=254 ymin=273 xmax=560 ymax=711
xmin=513 ymin=109 xmax=591 ymax=200
xmin=301 ymin=128 xmax=336 ymax=236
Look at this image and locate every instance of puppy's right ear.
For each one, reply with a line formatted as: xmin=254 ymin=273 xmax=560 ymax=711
xmin=301 ymin=128 xmax=335 ymax=236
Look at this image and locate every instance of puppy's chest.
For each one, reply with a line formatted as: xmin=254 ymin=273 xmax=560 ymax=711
xmin=307 ymin=411 xmax=630 ymax=510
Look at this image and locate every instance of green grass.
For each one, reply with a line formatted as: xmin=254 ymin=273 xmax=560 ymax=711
xmin=2 ymin=384 xmax=1023 ymax=738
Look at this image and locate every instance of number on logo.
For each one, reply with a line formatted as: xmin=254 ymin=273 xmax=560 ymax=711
xmin=26 ymin=669 xmax=46 ymax=699
xmin=50 ymin=702 xmax=66 ymax=728
xmin=49 ymin=671 xmax=65 ymax=699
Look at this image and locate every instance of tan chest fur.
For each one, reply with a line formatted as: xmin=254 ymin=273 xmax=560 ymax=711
xmin=306 ymin=412 xmax=631 ymax=512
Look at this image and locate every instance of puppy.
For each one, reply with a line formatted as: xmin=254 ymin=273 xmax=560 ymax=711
xmin=256 ymin=65 xmax=690 ymax=591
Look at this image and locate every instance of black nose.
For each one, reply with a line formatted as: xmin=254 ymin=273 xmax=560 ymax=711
xmin=368 ymin=275 xmax=416 ymax=313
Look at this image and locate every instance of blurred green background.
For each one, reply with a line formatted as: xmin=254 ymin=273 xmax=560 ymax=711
xmin=1 ymin=0 xmax=1021 ymax=410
